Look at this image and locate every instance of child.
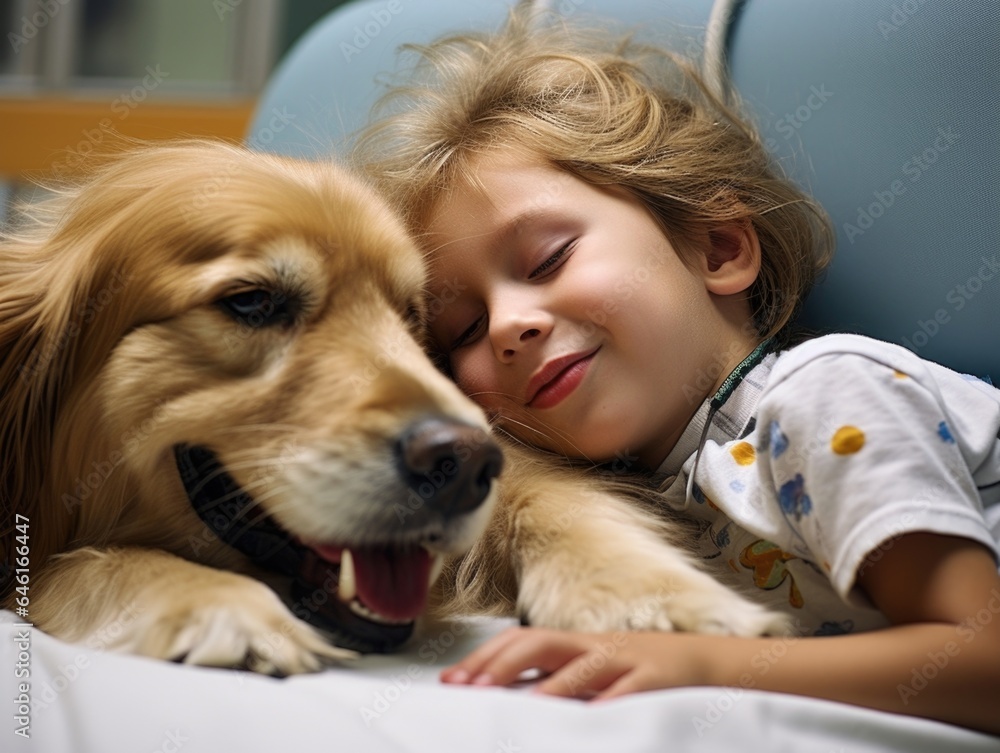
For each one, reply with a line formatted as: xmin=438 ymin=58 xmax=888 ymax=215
xmin=354 ymin=10 xmax=1000 ymax=735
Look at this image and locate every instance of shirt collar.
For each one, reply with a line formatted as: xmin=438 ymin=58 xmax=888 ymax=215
xmin=656 ymin=350 xmax=778 ymax=478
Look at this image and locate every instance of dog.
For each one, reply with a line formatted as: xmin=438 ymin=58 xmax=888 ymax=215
xmin=0 ymin=141 xmax=784 ymax=675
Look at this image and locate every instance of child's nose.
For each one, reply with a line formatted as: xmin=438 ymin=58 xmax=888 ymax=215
xmin=489 ymin=294 xmax=550 ymax=362
xmin=501 ymin=327 xmax=541 ymax=360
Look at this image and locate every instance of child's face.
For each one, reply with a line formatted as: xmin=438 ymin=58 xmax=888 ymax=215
xmin=424 ymin=150 xmax=753 ymax=467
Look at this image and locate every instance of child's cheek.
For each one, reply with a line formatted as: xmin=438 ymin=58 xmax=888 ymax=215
xmin=452 ymin=353 xmax=497 ymax=404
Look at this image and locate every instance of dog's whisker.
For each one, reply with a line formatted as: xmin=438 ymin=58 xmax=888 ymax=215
xmin=243 ymin=487 xmax=296 ymax=515
xmin=218 ymin=457 xmax=298 ymax=476
xmin=184 ymin=461 xmax=247 ymax=502
xmin=212 ymin=424 xmax=303 ymax=436
xmin=493 ymin=412 xmax=592 ymax=461
xmin=463 ymin=389 xmax=520 ymax=401
xmin=193 ymin=484 xmax=263 ymax=513
xmin=458 ymin=390 xmax=589 ymax=451
xmin=183 ymin=458 xmax=289 ymax=514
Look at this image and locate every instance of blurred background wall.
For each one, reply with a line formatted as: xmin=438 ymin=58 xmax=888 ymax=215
xmin=0 ymin=0 xmax=352 ymax=224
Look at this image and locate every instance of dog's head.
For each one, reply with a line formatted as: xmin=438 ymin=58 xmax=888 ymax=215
xmin=0 ymin=141 xmax=502 ymax=652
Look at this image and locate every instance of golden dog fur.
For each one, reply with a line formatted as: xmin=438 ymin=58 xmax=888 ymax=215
xmin=1 ymin=141 xmax=784 ymax=674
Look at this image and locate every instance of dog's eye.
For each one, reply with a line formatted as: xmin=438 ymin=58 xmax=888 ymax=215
xmin=218 ymin=289 xmax=292 ymax=328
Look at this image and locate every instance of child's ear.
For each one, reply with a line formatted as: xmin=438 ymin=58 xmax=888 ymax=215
xmin=700 ymin=223 xmax=761 ymax=296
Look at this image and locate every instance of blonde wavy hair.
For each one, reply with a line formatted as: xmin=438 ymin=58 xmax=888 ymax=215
xmin=353 ymin=8 xmax=834 ymax=340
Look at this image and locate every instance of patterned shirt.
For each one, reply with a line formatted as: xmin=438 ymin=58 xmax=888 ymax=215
xmin=655 ymin=334 xmax=1000 ymax=636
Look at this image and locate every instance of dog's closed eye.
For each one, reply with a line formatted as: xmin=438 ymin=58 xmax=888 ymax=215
xmin=217 ymin=288 xmax=297 ymax=329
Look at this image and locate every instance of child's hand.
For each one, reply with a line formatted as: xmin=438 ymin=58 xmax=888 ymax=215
xmin=440 ymin=626 xmax=713 ymax=700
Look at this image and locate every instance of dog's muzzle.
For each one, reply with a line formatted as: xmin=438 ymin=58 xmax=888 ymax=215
xmin=173 ymin=418 xmax=502 ymax=654
xmin=395 ymin=417 xmax=503 ymax=516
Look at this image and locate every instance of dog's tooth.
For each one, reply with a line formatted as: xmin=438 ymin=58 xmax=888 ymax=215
xmin=348 ymin=600 xmax=409 ymax=626
xmin=338 ymin=549 xmax=357 ymax=602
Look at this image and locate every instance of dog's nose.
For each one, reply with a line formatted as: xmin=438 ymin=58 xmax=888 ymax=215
xmin=397 ymin=418 xmax=503 ymax=515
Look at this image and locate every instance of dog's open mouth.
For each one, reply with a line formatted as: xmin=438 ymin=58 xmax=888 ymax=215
xmin=174 ymin=444 xmax=437 ymax=653
xmin=299 ymin=541 xmax=438 ymax=623
xmin=292 ymin=540 xmax=443 ymax=652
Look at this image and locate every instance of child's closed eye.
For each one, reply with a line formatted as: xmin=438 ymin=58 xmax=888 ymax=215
xmin=449 ymin=240 xmax=577 ymax=350
xmin=528 ymin=240 xmax=576 ymax=279
xmin=452 ymin=314 xmax=487 ymax=350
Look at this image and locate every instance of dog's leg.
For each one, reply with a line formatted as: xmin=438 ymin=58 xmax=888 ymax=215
xmin=30 ymin=546 xmax=353 ymax=673
xmin=445 ymin=446 xmax=792 ymax=637
xmin=512 ymin=477 xmax=792 ymax=636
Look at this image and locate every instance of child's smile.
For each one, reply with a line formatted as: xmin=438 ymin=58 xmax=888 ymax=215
xmin=424 ymin=148 xmax=759 ymax=466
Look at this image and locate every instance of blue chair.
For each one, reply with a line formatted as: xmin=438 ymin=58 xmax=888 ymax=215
xmin=250 ymin=0 xmax=999 ymax=380
xmin=248 ymin=0 xmax=514 ymax=157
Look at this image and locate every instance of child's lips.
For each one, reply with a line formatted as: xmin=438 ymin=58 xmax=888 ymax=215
xmin=526 ymin=347 xmax=599 ymax=409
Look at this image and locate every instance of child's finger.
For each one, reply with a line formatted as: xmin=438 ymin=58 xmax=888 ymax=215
xmin=592 ymin=670 xmax=650 ymax=702
xmin=467 ymin=632 xmax=592 ymax=687
xmin=440 ymin=626 xmax=526 ymax=684
xmin=446 ymin=629 xmax=592 ymax=687
xmin=533 ymin=653 xmax=631 ymax=699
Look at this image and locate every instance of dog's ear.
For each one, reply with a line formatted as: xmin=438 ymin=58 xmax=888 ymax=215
xmin=0 ymin=191 xmax=137 ymax=602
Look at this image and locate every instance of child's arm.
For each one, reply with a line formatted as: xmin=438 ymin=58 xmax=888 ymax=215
xmin=441 ymin=532 xmax=1000 ymax=736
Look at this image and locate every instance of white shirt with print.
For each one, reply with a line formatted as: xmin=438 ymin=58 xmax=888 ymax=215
xmin=655 ymin=334 xmax=1000 ymax=637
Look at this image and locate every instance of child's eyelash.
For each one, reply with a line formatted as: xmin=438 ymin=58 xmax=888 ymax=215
xmin=451 ymin=240 xmax=576 ymax=350
xmin=452 ymin=315 xmax=485 ymax=350
xmin=529 ymin=241 xmax=575 ymax=279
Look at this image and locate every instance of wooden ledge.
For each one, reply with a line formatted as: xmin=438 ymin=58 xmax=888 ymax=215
xmin=0 ymin=97 xmax=256 ymax=179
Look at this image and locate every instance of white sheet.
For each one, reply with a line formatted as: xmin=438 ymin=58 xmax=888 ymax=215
xmin=3 ymin=610 xmax=997 ymax=753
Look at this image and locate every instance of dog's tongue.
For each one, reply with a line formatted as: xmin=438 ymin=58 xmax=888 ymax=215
xmin=352 ymin=545 xmax=432 ymax=622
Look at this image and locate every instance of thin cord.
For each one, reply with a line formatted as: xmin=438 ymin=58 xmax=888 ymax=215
xmin=682 ymin=338 xmax=773 ymax=509
xmin=703 ymin=0 xmax=745 ymax=103
xmin=682 ymin=403 xmax=720 ymax=510
xmin=526 ymin=0 xmax=554 ymax=12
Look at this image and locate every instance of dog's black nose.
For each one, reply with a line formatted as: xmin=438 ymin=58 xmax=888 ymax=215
xmin=397 ymin=418 xmax=503 ymax=515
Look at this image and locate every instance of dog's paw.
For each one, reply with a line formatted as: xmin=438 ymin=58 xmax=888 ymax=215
xmin=520 ymin=553 xmax=792 ymax=638
xmin=618 ymin=583 xmax=794 ymax=637
xmin=99 ymin=575 xmax=355 ymax=674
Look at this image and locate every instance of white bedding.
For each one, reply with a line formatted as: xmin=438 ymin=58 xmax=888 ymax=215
xmin=3 ymin=610 xmax=997 ymax=753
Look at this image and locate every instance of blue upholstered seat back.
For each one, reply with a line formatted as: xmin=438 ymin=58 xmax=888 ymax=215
xmin=250 ymin=0 xmax=998 ymax=379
